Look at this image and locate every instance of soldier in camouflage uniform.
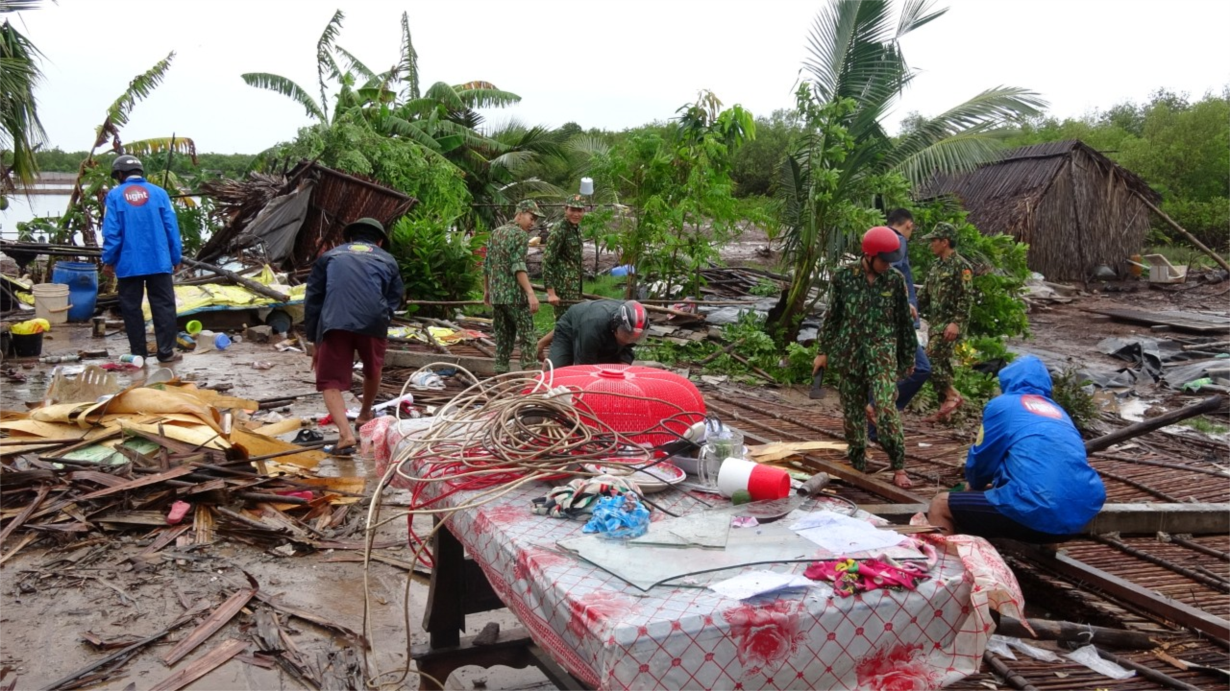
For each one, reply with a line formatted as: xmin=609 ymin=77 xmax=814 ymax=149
xmin=814 ymin=226 xmax=919 ymax=489
xmin=484 ymin=200 xmax=544 ymax=373
xmin=918 ymin=222 xmax=974 ymax=420
xmin=543 ymin=194 xmax=587 ymax=319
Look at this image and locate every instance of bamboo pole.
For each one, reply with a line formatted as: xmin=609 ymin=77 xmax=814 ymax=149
xmin=180 ymin=257 xmax=289 ymax=302
xmin=1135 ymin=193 xmax=1230 ymax=273
xmin=1084 ymin=395 xmax=1225 ymax=454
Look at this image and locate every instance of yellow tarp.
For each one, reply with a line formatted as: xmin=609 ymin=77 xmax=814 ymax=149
xmin=32 ymin=387 xmax=222 ymax=433
xmin=140 ymin=264 xmax=306 ymax=320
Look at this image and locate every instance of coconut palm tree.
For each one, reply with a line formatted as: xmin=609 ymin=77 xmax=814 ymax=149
xmin=765 ymin=0 xmax=1045 ymax=339
xmin=0 ymin=0 xmax=47 ymax=195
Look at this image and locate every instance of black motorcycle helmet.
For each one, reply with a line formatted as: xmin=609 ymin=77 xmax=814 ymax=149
xmin=111 ymin=155 xmax=144 ymax=181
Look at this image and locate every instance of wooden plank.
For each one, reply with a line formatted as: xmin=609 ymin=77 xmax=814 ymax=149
xmin=0 ymin=485 xmax=50 ymax=544
xmin=162 ymin=586 xmax=257 ymax=665
xmin=1086 ymin=308 xmax=1230 ymax=334
xmin=149 ymin=638 xmax=247 ymax=691
xmin=73 ymin=466 xmax=195 ymax=502
xmin=385 ymin=349 xmax=499 ymax=377
xmin=1010 ymin=543 xmax=1230 ymax=642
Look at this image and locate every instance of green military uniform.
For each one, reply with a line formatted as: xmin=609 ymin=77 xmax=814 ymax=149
xmin=542 ymin=195 xmax=586 ymax=320
xmin=485 ymin=200 xmax=543 ymax=373
xmin=548 ymin=300 xmax=635 ymax=367
xmin=918 ymin=224 xmax=973 ymax=401
xmin=818 ymin=262 xmax=918 ymax=471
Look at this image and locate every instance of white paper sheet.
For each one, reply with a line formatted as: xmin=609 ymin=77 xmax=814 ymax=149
xmin=708 ymin=570 xmax=815 ymax=600
xmin=788 ymin=510 xmax=906 ymax=553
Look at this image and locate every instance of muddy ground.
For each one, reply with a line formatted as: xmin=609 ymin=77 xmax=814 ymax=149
xmin=1 ymin=241 xmax=1227 ymax=690
xmin=0 ymin=330 xmax=548 ymax=691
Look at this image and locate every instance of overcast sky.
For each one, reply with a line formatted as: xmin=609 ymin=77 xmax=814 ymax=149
xmin=13 ymin=0 xmax=1230 ymax=155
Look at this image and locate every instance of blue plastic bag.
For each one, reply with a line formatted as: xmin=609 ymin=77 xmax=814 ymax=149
xmin=582 ymin=494 xmax=650 ymax=540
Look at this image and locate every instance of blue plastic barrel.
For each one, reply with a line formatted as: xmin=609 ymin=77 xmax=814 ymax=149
xmin=51 ymin=261 xmax=98 ymax=322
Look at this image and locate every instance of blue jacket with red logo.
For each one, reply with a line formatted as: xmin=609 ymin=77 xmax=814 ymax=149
xmin=101 ymin=176 xmax=183 ymax=278
xmin=965 ymin=355 xmax=1106 ymax=535
xmin=303 ymin=241 xmax=404 ymax=343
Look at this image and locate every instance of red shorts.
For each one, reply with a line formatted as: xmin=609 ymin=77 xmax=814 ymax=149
xmin=315 ymin=330 xmax=388 ymax=392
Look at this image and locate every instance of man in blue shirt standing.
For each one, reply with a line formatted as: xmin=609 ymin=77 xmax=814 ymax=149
xmin=101 ymin=155 xmax=183 ymax=364
xmin=868 ymin=208 xmax=931 ymax=440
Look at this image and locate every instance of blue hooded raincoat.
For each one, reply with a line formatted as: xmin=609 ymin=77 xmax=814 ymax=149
xmin=965 ymin=355 xmax=1106 ymax=535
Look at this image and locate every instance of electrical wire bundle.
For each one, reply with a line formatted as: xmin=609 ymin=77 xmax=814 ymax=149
xmin=359 ymin=363 xmax=701 ymax=688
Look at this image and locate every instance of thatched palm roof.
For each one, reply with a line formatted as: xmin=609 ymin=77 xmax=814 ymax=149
xmin=919 ymin=141 xmax=1162 ymax=280
xmin=920 ymin=140 xmax=1159 ymax=230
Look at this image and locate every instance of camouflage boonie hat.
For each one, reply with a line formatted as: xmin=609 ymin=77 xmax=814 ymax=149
xmin=516 ymin=199 xmax=545 ymax=217
xmin=564 ymin=194 xmax=587 ymax=209
xmin=922 ymin=222 xmax=958 ymax=242
xmin=342 ymin=217 xmax=388 ymax=242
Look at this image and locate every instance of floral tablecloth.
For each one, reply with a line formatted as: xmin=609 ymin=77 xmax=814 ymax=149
xmin=421 ymin=479 xmax=1025 ymax=690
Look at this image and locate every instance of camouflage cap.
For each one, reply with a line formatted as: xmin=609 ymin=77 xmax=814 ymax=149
xmin=343 ymin=217 xmax=388 ymax=242
xmin=563 ymin=194 xmax=587 ymax=209
xmin=516 ymin=199 xmax=545 ymax=217
xmin=921 ymin=222 xmax=958 ymax=242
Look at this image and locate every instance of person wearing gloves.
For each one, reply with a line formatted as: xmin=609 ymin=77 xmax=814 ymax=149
xmin=927 ymin=355 xmax=1106 ymax=541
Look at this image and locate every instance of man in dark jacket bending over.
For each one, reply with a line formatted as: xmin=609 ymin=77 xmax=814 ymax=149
xmin=536 ymin=299 xmax=648 ymax=368
xmin=304 ymin=218 xmax=404 ymax=455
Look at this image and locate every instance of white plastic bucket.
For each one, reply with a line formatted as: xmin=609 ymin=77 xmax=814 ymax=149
xmin=32 ymin=283 xmax=71 ymax=325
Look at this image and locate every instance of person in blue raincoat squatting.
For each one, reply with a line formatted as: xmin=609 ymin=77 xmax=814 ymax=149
xmin=927 ymin=355 xmax=1106 ymax=542
xmin=101 ymin=155 xmax=184 ymax=364
xmin=303 ymin=217 xmax=404 ymax=456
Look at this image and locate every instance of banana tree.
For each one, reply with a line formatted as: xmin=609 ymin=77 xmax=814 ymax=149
xmin=61 ymin=52 xmax=178 ymax=246
xmin=765 ymin=0 xmax=1045 ymax=341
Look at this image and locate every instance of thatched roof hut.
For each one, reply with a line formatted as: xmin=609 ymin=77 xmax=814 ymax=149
xmin=920 ymin=140 xmax=1160 ymax=280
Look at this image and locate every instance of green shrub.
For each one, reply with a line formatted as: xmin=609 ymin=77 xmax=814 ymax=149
xmin=388 ymin=217 xmax=484 ymax=317
xmin=1050 ymin=366 xmax=1097 ymax=432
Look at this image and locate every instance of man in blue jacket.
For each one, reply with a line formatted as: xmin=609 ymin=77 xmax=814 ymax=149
xmin=101 ymin=155 xmax=183 ymax=364
xmin=304 ymin=218 xmax=404 ymax=455
xmin=927 ymin=355 xmax=1105 ymax=541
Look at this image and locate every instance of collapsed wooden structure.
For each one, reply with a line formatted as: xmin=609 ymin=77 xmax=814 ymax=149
xmin=197 ymin=161 xmax=416 ymax=271
xmin=921 ymin=140 xmax=1161 ymax=281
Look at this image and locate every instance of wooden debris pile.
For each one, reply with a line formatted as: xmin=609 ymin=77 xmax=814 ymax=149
xmin=696 ymin=266 xmax=785 ymax=299
xmin=0 ymin=378 xmax=387 ymax=689
xmin=0 ymin=380 xmax=368 ymax=564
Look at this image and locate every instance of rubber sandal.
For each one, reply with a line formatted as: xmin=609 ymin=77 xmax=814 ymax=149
xmin=936 ymin=395 xmax=965 ymax=422
xmin=323 ymin=443 xmax=357 ymax=457
xmin=293 ymin=429 xmax=324 ymax=444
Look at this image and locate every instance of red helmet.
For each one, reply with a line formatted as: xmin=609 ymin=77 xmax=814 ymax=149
xmin=614 ymin=300 xmax=648 ymax=340
xmin=862 ymin=226 xmax=906 ymax=263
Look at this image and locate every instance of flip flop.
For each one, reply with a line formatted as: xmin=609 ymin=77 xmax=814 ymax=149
xmin=293 ymin=429 xmax=324 ymax=444
xmin=323 ymin=443 xmax=357 ymax=457
xmin=935 ymin=395 xmax=965 ymax=422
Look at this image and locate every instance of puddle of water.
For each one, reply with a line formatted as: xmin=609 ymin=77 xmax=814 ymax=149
xmin=1117 ymin=398 xmax=1149 ymax=422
